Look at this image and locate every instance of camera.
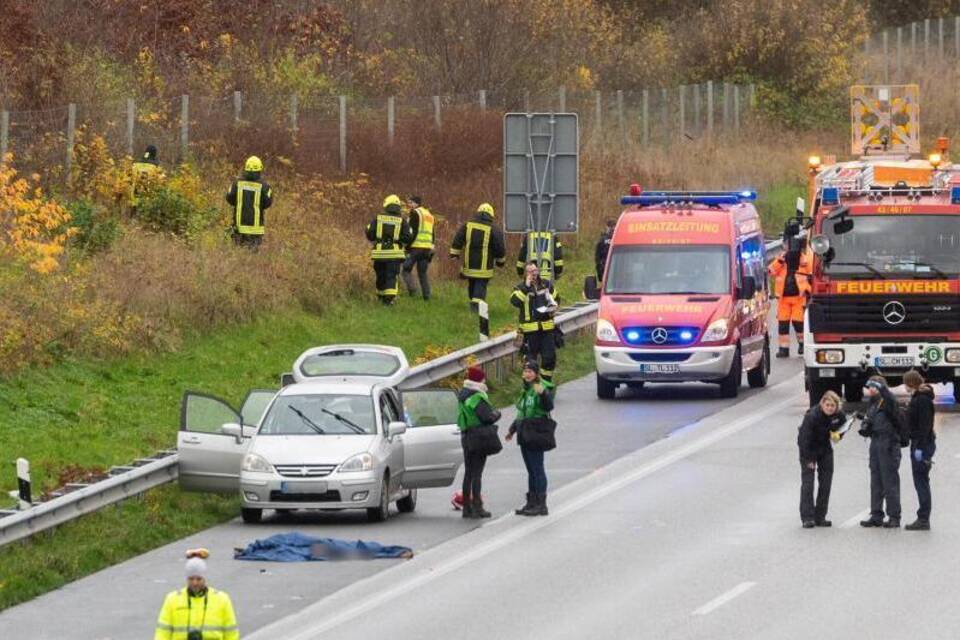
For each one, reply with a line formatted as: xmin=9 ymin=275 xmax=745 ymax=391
xmin=187 ymin=631 xmax=203 ymax=640
xmin=856 ymin=413 xmax=874 ymax=438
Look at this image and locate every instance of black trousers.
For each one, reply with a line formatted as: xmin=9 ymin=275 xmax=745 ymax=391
xmin=233 ymin=232 xmax=263 ymax=250
xmin=911 ymin=441 xmax=936 ymax=520
xmin=462 ymin=448 xmax=488 ymax=501
xmin=799 ymin=449 xmax=833 ymax=522
xmin=869 ymin=436 xmax=901 ymax=520
xmin=402 ymin=249 xmax=432 ymax=299
xmin=524 ymin=330 xmax=557 ymax=380
xmin=373 ymin=260 xmax=401 ymax=301
xmin=467 ymin=278 xmax=489 ymax=308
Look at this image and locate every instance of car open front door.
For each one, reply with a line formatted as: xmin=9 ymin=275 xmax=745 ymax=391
xmin=399 ymin=388 xmax=463 ymax=488
xmin=240 ymin=389 xmax=276 ymax=427
xmin=178 ymin=392 xmax=255 ymax=493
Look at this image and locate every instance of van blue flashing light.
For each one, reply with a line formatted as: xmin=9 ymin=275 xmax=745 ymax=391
xmin=821 ymin=187 xmax=841 ymax=206
xmin=679 ymin=330 xmax=694 ymax=342
xmin=625 ymin=329 xmax=641 ymax=343
xmin=951 ymin=186 xmax=960 ymax=204
xmin=620 ymin=190 xmax=757 ymax=207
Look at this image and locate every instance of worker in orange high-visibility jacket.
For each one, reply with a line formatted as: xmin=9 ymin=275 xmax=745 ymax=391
xmin=769 ymin=239 xmax=813 ymax=358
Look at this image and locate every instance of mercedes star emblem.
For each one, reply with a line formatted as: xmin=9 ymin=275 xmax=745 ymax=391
xmin=882 ymin=301 xmax=906 ymax=325
xmin=651 ymin=327 xmax=669 ymax=344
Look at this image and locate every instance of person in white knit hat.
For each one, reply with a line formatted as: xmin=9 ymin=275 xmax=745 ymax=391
xmin=154 ymin=549 xmax=239 ymax=640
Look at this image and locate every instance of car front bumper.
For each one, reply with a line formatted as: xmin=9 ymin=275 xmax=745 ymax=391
xmin=595 ymin=344 xmax=736 ymax=382
xmin=240 ymin=470 xmax=381 ymax=510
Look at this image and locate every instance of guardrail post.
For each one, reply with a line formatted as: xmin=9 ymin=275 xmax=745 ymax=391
xmin=0 ymin=110 xmax=8 ymax=162
xmin=16 ymin=458 xmax=31 ymax=510
xmin=478 ymin=301 xmax=490 ymax=342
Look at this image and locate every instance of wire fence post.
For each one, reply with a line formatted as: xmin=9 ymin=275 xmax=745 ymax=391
xmin=433 ymin=95 xmax=441 ymax=130
xmin=722 ymin=82 xmax=731 ymax=130
xmin=233 ymin=90 xmax=242 ymax=123
xmin=733 ymin=85 xmax=740 ymax=134
xmin=523 ymin=90 xmax=531 ymax=113
xmin=594 ymin=90 xmax=602 ymax=139
xmin=939 ymin=16 xmax=944 ymax=58
xmin=65 ymin=103 xmax=76 ymax=182
xmin=1 ymin=110 xmax=9 ymax=162
xmin=956 ymin=17 xmax=960 ymax=58
xmin=478 ymin=90 xmax=486 ymax=110
xmin=660 ymin=88 xmax=668 ymax=141
xmin=924 ymin=18 xmax=930 ymax=61
xmin=180 ymin=94 xmax=189 ymax=160
xmin=339 ymin=95 xmax=347 ymax=172
xmin=707 ymin=81 xmax=714 ymax=137
xmin=882 ymin=29 xmax=889 ymax=83
xmin=126 ymin=98 xmax=135 ymax=156
xmin=641 ymin=89 xmax=649 ymax=146
xmin=558 ymin=86 xmax=566 ymax=112
xmin=616 ymin=89 xmax=624 ymax=140
xmin=387 ymin=96 xmax=395 ymax=146
xmin=678 ymin=85 xmax=686 ymax=140
xmin=911 ymin=21 xmax=917 ymax=57
xmin=289 ymin=94 xmax=298 ymax=137
xmin=897 ymin=26 xmax=903 ymax=80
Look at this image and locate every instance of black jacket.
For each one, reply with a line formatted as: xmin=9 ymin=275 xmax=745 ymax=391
xmin=863 ymin=389 xmax=906 ymax=444
xmin=797 ymin=405 xmax=845 ymax=462
xmin=906 ymin=385 xmax=936 ymax=448
xmin=449 ymin=212 xmax=506 ymax=278
xmin=595 ymin=229 xmax=612 ymax=268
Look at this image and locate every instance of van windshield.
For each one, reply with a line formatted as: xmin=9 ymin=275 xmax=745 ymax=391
xmin=605 ymin=245 xmax=731 ymax=295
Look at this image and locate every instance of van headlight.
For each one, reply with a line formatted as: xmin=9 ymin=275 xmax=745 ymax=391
xmin=242 ymin=453 xmax=272 ymax=473
xmin=596 ymin=318 xmax=619 ymax=342
xmin=701 ymin=319 xmax=729 ymax=343
xmin=339 ymin=452 xmax=374 ymax=473
xmin=816 ymin=349 xmax=844 ymax=364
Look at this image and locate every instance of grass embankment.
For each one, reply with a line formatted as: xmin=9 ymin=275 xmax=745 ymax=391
xmin=0 ymin=252 xmax=598 ymax=610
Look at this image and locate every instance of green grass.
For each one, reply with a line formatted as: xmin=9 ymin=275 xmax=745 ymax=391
xmin=757 ymin=181 xmax=807 ymax=233
xmin=0 ymin=250 xmax=598 ymax=611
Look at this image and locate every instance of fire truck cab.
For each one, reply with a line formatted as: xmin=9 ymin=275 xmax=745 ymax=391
xmin=594 ymin=189 xmax=771 ymax=399
xmin=804 ymin=85 xmax=960 ymax=405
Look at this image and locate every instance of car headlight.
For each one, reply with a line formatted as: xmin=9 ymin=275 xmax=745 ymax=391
xmin=700 ymin=318 xmax=729 ymax=343
xmin=946 ymin=348 xmax=960 ymax=364
xmin=339 ymin=452 xmax=374 ymax=473
xmin=596 ymin=318 xmax=619 ymax=342
xmin=816 ymin=349 xmax=844 ymax=364
xmin=242 ymin=453 xmax=272 ymax=473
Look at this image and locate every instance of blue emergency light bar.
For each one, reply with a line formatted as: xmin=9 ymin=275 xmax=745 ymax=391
xmin=951 ymin=186 xmax=960 ymax=204
xmin=821 ymin=187 xmax=841 ymax=206
xmin=620 ymin=190 xmax=757 ymax=207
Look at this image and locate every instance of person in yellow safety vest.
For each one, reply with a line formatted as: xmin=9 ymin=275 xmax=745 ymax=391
xmin=130 ymin=144 xmax=163 ymax=210
xmin=516 ymin=230 xmax=564 ymax=282
xmin=155 ymin=549 xmax=239 ymax=640
xmin=401 ymin=194 xmax=435 ymax=300
xmin=366 ymin=194 xmax=413 ymax=305
xmin=226 ymin=156 xmax=272 ymax=249
xmin=449 ymin=202 xmax=506 ymax=312
xmin=769 ymin=238 xmax=813 ymax=358
xmin=511 ymin=261 xmax=559 ymax=381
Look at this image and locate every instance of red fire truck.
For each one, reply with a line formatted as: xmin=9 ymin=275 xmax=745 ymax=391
xmin=804 ymin=85 xmax=960 ymax=405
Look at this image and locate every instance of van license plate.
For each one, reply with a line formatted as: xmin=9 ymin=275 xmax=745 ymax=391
xmin=642 ymin=364 xmax=680 ymax=374
xmin=875 ymin=356 xmax=914 ymax=368
xmin=281 ymin=481 xmax=327 ymax=494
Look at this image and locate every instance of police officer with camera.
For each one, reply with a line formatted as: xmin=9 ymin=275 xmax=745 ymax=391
xmin=858 ymin=377 xmax=908 ymax=529
xmin=155 ymin=549 xmax=239 ymax=640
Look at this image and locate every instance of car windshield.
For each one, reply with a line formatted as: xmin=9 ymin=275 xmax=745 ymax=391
xmin=300 ymin=349 xmax=400 ymax=378
xmin=604 ymin=245 xmax=731 ymax=295
xmin=259 ymin=394 xmax=376 ymax=435
xmin=823 ymin=214 xmax=960 ymax=277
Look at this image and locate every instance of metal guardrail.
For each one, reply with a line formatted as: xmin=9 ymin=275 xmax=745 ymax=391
xmin=0 ymin=238 xmax=784 ymax=547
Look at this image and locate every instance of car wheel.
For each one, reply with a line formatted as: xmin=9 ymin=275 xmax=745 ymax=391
xmin=747 ymin=340 xmax=769 ymax=388
xmin=397 ymin=488 xmax=418 ymax=513
xmin=241 ymin=507 xmax=262 ymax=524
xmin=719 ymin=346 xmax=742 ymax=398
xmin=597 ymin=373 xmax=617 ymax=400
xmin=367 ymin=475 xmax=390 ymax=523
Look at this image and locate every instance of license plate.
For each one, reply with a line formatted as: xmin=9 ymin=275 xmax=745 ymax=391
xmin=875 ymin=356 xmax=914 ymax=368
xmin=280 ymin=481 xmax=327 ymax=494
xmin=641 ymin=363 xmax=680 ymax=374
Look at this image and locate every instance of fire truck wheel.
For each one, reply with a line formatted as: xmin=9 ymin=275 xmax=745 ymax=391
xmin=747 ymin=340 xmax=770 ymax=388
xmin=597 ymin=373 xmax=618 ymax=400
xmin=807 ymin=379 xmax=840 ymax=407
xmin=953 ymin=383 xmax=960 ymax=404
xmin=719 ymin=347 xmax=742 ymax=398
xmin=843 ymin=383 xmax=863 ymax=403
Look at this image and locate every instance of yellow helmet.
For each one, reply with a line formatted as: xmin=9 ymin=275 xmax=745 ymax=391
xmin=477 ymin=202 xmax=495 ymax=217
xmin=383 ymin=194 xmax=402 ymax=208
xmin=244 ymin=156 xmax=263 ymax=173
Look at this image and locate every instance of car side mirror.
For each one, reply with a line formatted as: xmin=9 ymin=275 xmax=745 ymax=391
xmin=221 ymin=423 xmax=243 ymax=444
xmin=583 ymin=275 xmax=600 ymax=301
xmin=739 ymin=275 xmax=757 ymax=300
xmin=387 ymin=421 xmax=407 ymax=438
xmin=280 ymin=372 xmax=295 ymax=388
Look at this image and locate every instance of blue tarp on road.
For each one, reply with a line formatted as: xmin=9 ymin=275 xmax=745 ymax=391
xmin=233 ymin=532 xmax=414 ymax=562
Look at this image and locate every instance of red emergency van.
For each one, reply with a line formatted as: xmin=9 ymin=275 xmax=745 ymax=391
xmin=593 ymin=189 xmax=771 ymax=399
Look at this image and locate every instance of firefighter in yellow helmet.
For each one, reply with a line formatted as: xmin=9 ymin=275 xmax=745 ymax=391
xmin=154 ymin=549 xmax=239 ymax=640
xmin=226 ymin=156 xmax=273 ymax=249
xmin=130 ymin=144 xmax=164 ymax=211
xmin=366 ymin=194 xmax=413 ymax=305
xmin=516 ymin=229 xmax=563 ymax=282
xmin=401 ymin=194 xmax=435 ymax=300
xmin=450 ymin=202 xmax=506 ymax=311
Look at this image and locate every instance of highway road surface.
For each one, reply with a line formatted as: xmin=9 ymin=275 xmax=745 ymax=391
xmin=5 ymin=348 xmax=958 ymax=639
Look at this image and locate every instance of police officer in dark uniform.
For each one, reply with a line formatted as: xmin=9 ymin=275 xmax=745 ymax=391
xmin=903 ymin=370 xmax=936 ymax=530
xmin=859 ymin=376 xmax=907 ymax=529
xmin=797 ymin=390 xmax=845 ymax=528
xmin=594 ymin=218 xmax=615 ymax=280
xmin=511 ymin=261 xmax=559 ymax=381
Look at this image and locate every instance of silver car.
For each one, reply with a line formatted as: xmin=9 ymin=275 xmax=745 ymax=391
xmin=178 ymin=345 xmax=463 ymax=523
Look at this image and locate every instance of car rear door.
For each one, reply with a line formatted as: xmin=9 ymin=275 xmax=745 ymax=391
xmin=177 ymin=392 xmax=256 ymax=493
xmin=399 ymin=388 xmax=463 ymax=488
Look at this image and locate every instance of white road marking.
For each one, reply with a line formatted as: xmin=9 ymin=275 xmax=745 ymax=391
xmin=840 ymin=509 xmax=871 ymax=529
xmin=692 ymin=581 xmax=757 ymax=616
xmin=248 ymin=377 xmax=802 ymax=640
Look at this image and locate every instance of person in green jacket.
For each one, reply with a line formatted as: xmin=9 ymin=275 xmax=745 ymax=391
xmin=458 ymin=365 xmax=501 ymax=519
xmin=506 ymin=360 xmax=555 ymax=516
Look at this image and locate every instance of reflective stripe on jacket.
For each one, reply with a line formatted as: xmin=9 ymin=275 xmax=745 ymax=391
xmin=511 ymin=280 xmax=557 ymax=333
xmin=516 ymin=231 xmax=563 ymax=280
xmin=230 ymin=179 xmax=271 ymax=236
xmin=366 ymin=213 xmax=412 ymax=260
xmin=768 ymin=247 xmax=813 ymax=298
xmin=409 ymin=207 xmax=435 ymax=250
xmin=154 ymin=588 xmax=239 ymax=640
xmin=449 ymin=213 xmax=506 ymax=279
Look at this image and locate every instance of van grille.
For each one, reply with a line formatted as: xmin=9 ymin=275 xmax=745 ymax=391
xmin=808 ymin=295 xmax=960 ymax=333
xmin=274 ymin=464 xmax=337 ymax=478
